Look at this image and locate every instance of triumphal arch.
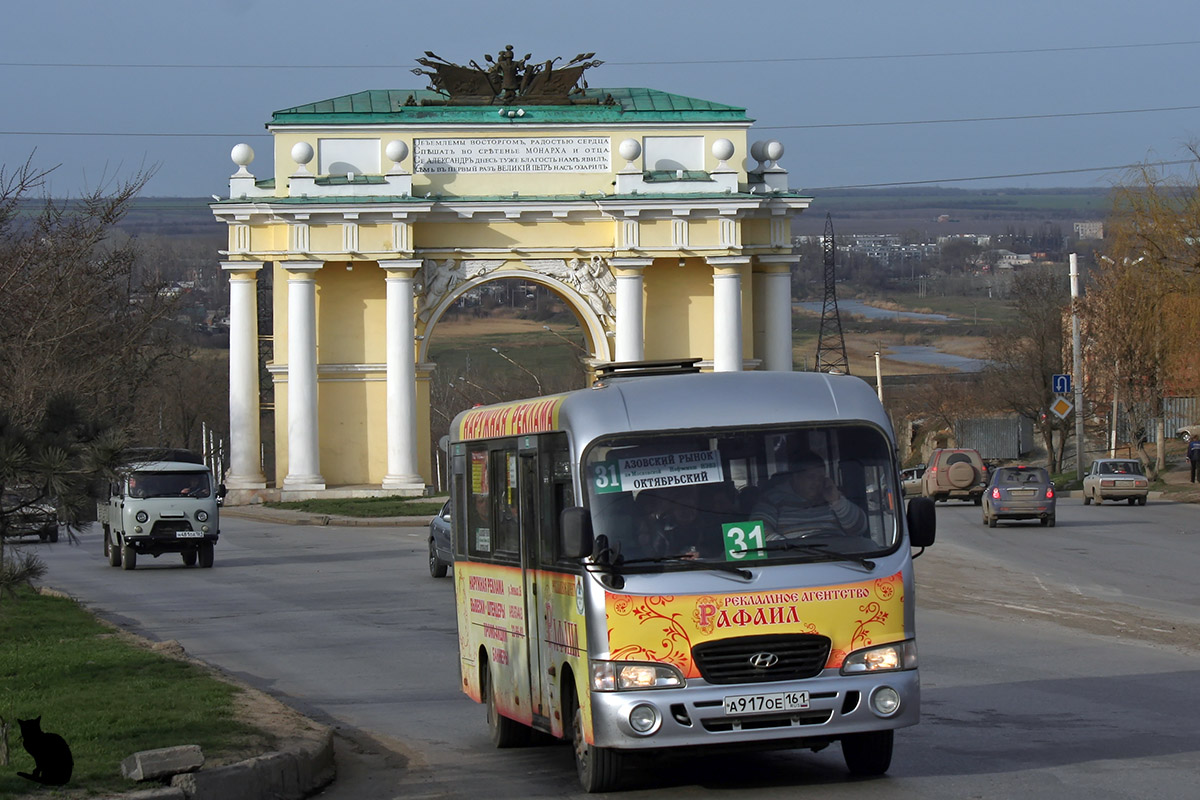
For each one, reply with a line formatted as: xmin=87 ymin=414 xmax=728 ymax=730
xmin=211 ymin=48 xmax=811 ymax=499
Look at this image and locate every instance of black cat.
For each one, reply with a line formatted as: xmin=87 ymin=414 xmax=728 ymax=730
xmin=16 ymin=716 xmax=73 ymax=786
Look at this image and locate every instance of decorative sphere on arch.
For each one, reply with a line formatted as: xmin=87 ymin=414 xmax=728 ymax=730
xmin=711 ymin=139 xmax=735 ymax=162
xmin=231 ymin=143 xmax=254 ymax=167
xmin=750 ymin=140 xmax=767 ymax=163
xmin=385 ymin=140 xmax=409 ymax=164
xmin=765 ymin=140 xmax=785 ymax=163
xmin=618 ymin=138 xmax=642 ymax=162
xmin=291 ymin=141 xmax=314 ymax=165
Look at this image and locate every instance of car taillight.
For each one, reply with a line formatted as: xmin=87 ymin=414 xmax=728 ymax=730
xmin=991 ymin=487 xmax=1001 ymax=499
xmin=1045 ymin=488 xmax=1054 ymax=499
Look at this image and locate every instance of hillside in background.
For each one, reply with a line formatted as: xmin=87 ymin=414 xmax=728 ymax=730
xmin=790 ymin=187 xmax=1111 ymax=236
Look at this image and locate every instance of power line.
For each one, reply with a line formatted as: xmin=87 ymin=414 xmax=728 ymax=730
xmin=758 ymin=104 xmax=1200 ymax=131
xmin=1 ymin=39 xmax=1198 ymax=71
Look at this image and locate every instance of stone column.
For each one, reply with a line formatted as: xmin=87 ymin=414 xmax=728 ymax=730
xmin=282 ymin=261 xmax=325 ymax=491
xmin=610 ymin=258 xmax=652 ymax=362
xmin=380 ymin=260 xmax=424 ymax=490
xmin=708 ymin=256 xmax=751 ymax=372
xmin=755 ymin=256 xmax=797 ymax=371
xmin=221 ymin=261 xmax=267 ymax=488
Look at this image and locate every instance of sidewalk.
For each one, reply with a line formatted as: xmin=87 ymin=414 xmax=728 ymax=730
xmin=220 ymin=501 xmax=445 ymax=528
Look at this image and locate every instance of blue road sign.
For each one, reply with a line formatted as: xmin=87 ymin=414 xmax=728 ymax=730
xmin=1052 ymin=373 xmax=1072 ymax=394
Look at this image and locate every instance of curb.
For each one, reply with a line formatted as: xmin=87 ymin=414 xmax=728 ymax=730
xmin=99 ymin=729 xmax=335 ymax=800
xmin=220 ymin=506 xmax=435 ymax=527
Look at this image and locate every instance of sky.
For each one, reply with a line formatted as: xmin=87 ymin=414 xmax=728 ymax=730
xmin=4 ymin=0 xmax=1200 ymax=198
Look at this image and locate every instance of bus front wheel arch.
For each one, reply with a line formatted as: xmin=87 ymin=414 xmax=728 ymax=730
xmin=566 ymin=684 xmax=623 ymax=792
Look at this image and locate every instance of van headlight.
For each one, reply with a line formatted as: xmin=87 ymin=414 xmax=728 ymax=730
xmin=841 ymin=640 xmax=917 ymax=674
xmin=196 ymin=510 xmax=209 ymax=522
xmin=590 ymin=660 xmax=684 ymax=691
xmin=135 ymin=510 xmax=149 ymax=523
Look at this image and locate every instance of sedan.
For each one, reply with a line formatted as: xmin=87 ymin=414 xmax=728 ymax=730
xmin=1082 ymin=458 xmax=1149 ymax=505
xmin=900 ymin=466 xmax=925 ymax=496
xmin=1177 ymin=424 xmax=1200 ymax=442
xmin=982 ymin=465 xmax=1055 ymax=527
xmin=428 ymin=500 xmax=452 ymax=578
xmin=1 ymin=492 xmax=60 ymax=542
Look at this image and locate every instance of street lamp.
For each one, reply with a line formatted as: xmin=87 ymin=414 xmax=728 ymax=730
xmin=491 ymin=347 xmax=543 ymax=395
xmin=455 ymin=376 xmax=503 ymax=403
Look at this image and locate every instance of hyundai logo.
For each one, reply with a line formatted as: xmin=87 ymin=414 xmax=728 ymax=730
xmin=748 ymin=652 xmax=779 ymax=669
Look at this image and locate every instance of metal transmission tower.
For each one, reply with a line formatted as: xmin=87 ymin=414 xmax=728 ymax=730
xmin=815 ymin=213 xmax=850 ymax=374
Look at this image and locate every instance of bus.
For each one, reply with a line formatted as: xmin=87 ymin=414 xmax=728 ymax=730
xmin=447 ymin=361 xmax=936 ymax=792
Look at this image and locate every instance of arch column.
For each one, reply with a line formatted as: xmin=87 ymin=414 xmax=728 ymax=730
xmin=610 ymin=257 xmax=652 ymax=362
xmin=222 ymin=261 xmax=267 ymax=488
xmin=380 ymin=259 xmax=424 ymax=490
xmin=707 ymin=256 xmax=751 ymax=372
xmin=282 ymin=260 xmax=325 ymax=491
xmin=754 ymin=256 xmax=797 ymax=371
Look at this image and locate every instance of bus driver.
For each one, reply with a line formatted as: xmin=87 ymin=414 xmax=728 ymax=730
xmin=752 ymin=454 xmax=868 ymax=540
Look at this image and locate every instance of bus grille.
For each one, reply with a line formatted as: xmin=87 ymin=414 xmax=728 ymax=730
xmin=692 ymin=634 xmax=831 ymax=685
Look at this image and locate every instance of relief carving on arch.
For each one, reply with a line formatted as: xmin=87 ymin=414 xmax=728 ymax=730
xmin=416 ymin=256 xmax=616 ymax=325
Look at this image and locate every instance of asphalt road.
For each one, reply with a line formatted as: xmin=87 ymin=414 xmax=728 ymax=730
xmin=29 ymin=497 xmax=1200 ymax=799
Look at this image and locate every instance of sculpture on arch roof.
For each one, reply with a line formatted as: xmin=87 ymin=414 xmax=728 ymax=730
xmin=412 ymin=47 xmax=609 ymax=106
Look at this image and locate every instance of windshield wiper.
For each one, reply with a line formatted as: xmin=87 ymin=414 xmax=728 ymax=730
xmin=615 ymin=553 xmax=753 ymax=579
xmin=754 ymin=540 xmax=876 ymax=570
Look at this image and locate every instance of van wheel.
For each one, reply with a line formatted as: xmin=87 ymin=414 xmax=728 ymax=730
xmin=842 ymin=729 xmax=893 ymax=776
xmin=198 ymin=541 xmax=215 ymax=568
xmin=106 ymin=533 xmax=121 ymax=567
xmin=571 ymin=694 xmax=622 ymax=792
xmin=48 ymin=526 xmax=59 ymax=543
xmin=483 ymin=665 xmax=529 ymax=748
xmin=121 ymin=540 xmax=137 ymax=570
xmin=182 ymin=549 xmax=197 ymax=567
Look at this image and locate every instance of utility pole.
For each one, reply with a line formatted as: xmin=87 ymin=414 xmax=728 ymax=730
xmin=1070 ymin=253 xmax=1084 ymax=480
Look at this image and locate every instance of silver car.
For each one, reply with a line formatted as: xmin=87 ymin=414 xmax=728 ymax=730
xmin=1082 ymin=459 xmax=1149 ymax=505
xmin=428 ymin=500 xmax=452 ymax=578
xmin=982 ymin=465 xmax=1055 ymax=527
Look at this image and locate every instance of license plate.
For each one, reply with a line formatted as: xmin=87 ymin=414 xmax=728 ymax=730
xmin=175 ymin=531 xmax=204 ymax=539
xmin=723 ymin=691 xmax=809 ymax=715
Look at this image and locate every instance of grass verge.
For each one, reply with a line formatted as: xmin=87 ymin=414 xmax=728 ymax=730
xmin=0 ymin=586 xmax=270 ymax=798
xmin=265 ymin=496 xmax=443 ymax=517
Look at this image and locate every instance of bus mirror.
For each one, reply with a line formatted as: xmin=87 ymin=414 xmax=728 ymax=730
xmin=560 ymin=507 xmax=594 ymax=559
xmin=906 ymin=496 xmax=936 ymax=548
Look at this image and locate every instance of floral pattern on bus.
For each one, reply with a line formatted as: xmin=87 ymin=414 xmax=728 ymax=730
xmin=608 ymin=594 xmax=694 ymax=675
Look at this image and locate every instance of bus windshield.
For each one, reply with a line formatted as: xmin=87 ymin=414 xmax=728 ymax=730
xmin=583 ymin=424 xmax=898 ymax=568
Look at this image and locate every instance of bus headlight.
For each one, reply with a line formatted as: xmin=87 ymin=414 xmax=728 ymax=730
xmin=591 ymin=661 xmax=684 ymax=691
xmin=841 ymin=640 xmax=917 ymax=674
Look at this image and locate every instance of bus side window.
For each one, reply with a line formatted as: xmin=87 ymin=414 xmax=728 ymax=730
xmin=491 ymin=448 xmax=520 ymax=561
xmin=467 ymin=445 xmax=493 ymax=557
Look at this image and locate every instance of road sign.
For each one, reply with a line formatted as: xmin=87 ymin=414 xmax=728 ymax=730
xmin=1050 ymin=396 xmax=1073 ymax=419
xmin=1052 ymin=373 xmax=1072 ymax=394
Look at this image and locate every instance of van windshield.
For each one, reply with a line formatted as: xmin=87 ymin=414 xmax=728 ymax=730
xmin=583 ymin=424 xmax=898 ymax=569
xmin=128 ymin=471 xmax=211 ymax=499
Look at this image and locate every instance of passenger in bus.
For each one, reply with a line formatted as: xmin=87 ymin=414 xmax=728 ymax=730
xmin=751 ymin=455 xmax=868 ymax=539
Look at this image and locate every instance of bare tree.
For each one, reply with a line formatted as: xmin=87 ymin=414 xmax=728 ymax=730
xmin=980 ymin=265 xmax=1072 ymax=472
xmin=0 ymin=159 xmax=176 ymax=429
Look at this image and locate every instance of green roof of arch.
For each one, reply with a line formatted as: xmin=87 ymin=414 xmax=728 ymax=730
xmin=269 ymin=88 xmax=752 ymax=126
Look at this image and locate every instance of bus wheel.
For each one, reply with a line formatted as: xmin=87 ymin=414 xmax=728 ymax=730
xmin=842 ymin=729 xmax=893 ymax=776
xmin=484 ymin=668 xmax=529 ymax=748
xmin=571 ymin=696 xmax=622 ymax=792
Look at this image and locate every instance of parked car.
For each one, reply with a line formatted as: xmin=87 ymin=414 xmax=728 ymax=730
xmin=1176 ymin=424 xmax=1200 ymax=442
xmin=1082 ymin=458 xmax=1149 ymax=505
xmin=922 ymin=448 xmax=988 ymax=504
xmin=900 ymin=466 xmax=925 ymax=496
xmin=428 ymin=500 xmax=452 ymax=578
xmin=1 ymin=490 xmax=59 ymax=543
xmin=982 ymin=465 xmax=1056 ymax=527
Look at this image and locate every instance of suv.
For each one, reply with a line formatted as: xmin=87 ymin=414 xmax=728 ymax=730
xmin=922 ymin=448 xmax=988 ymax=504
